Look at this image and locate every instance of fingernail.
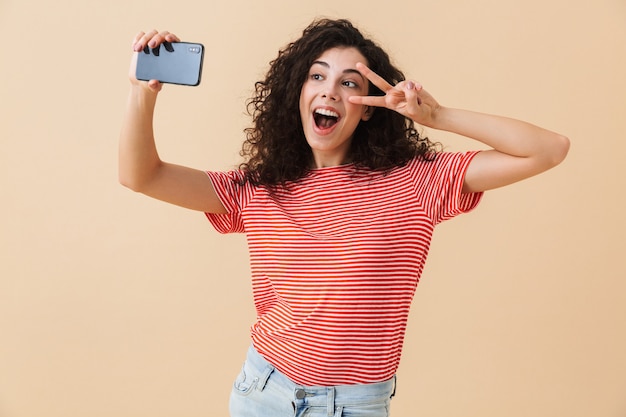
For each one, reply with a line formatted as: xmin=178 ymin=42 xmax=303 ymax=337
xmin=406 ymin=81 xmax=415 ymax=90
xmin=148 ymin=40 xmax=156 ymax=48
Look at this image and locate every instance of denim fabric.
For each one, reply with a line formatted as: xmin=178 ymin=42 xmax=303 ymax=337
xmin=229 ymin=345 xmax=396 ymax=417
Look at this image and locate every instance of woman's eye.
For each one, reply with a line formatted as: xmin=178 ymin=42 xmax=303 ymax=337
xmin=311 ymin=73 xmax=323 ymax=81
xmin=343 ymin=80 xmax=358 ymax=88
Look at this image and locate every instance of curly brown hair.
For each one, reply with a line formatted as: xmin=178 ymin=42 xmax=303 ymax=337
xmin=239 ymin=18 xmax=439 ymax=186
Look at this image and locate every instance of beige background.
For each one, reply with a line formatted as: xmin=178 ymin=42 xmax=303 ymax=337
xmin=1 ymin=0 xmax=625 ymax=416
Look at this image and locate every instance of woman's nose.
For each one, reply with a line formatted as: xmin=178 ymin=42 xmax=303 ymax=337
xmin=321 ymin=85 xmax=339 ymax=100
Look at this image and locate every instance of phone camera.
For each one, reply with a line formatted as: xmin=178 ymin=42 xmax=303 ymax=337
xmin=188 ymin=46 xmax=201 ymax=54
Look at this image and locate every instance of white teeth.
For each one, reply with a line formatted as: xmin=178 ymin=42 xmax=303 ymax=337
xmin=314 ymin=108 xmax=339 ymax=118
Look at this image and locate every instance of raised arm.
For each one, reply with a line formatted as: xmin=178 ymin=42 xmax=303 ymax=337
xmin=119 ymin=30 xmax=226 ymax=213
xmin=349 ymin=63 xmax=570 ymax=193
xmin=425 ymin=108 xmax=570 ymax=193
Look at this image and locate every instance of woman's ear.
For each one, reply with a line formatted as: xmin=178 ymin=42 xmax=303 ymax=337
xmin=361 ymin=105 xmax=375 ymax=121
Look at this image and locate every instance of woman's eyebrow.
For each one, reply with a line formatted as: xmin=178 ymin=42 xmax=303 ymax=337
xmin=311 ymin=60 xmax=330 ymax=68
xmin=311 ymin=61 xmax=366 ymax=82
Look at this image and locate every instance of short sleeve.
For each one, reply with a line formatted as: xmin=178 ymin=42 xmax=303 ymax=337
xmin=204 ymin=170 xmax=255 ymax=234
xmin=414 ymin=151 xmax=483 ymax=225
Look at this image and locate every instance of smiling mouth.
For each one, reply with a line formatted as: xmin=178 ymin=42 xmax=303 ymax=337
xmin=314 ymin=108 xmax=340 ymax=129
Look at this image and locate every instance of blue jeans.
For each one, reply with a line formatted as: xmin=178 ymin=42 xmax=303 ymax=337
xmin=229 ymin=345 xmax=396 ymax=417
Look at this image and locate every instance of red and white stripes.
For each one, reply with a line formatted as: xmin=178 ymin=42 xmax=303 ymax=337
xmin=206 ymin=152 xmax=482 ymax=386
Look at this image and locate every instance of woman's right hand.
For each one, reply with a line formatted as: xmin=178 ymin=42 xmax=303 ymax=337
xmin=129 ymin=30 xmax=181 ymax=93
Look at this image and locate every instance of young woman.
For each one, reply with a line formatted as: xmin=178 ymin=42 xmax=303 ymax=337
xmin=120 ymin=18 xmax=569 ymax=417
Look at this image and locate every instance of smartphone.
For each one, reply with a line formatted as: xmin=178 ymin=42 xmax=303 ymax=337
xmin=136 ymin=42 xmax=204 ymax=86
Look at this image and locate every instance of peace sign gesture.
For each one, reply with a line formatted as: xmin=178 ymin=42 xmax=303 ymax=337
xmin=348 ymin=63 xmax=441 ymax=128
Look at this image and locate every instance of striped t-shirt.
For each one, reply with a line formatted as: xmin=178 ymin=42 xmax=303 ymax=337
xmin=205 ymin=152 xmax=483 ymax=386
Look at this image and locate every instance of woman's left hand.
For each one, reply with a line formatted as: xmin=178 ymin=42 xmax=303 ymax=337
xmin=349 ymin=62 xmax=570 ymax=193
xmin=348 ymin=63 xmax=440 ymax=128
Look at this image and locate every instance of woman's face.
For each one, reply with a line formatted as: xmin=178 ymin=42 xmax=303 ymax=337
xmin=299 ymin=47 xmax=373 ymax=168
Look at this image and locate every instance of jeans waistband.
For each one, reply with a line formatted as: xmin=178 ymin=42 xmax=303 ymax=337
xmin=245 ymin=344 xmax=396 ymax=408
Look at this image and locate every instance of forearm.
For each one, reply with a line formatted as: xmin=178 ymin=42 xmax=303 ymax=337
xmin=118 ymin=86 xmax=162 ymax=191
xmin=430 ymin=107 xmax=569 ymax=166
xmin=349 ymin=66 xmax=569 ymax=192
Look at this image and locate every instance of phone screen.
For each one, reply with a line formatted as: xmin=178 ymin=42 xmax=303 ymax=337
xmin=136 ymin=42 xmax=204 ymax=86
